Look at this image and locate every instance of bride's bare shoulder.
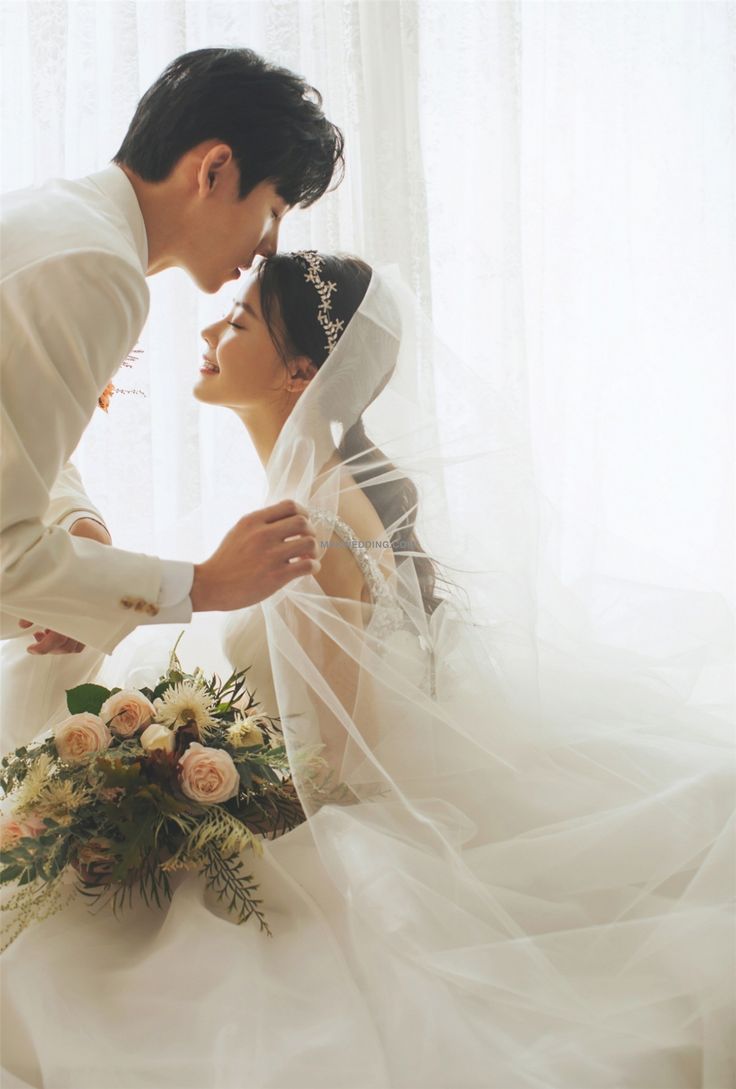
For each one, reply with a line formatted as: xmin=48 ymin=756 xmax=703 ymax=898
xmin=312 ymin=468 xmax=396 ymax=606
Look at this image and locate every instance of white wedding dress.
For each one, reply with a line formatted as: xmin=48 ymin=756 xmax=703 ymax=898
xmin=1 ymin=509 xmax=734 ymax=1089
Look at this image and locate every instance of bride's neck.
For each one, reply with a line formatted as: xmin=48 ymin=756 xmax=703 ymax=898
xmin=235 ymin=406 xmax=344 ymax=482
xmin=235 ymin=407 xmax=288 ymax=468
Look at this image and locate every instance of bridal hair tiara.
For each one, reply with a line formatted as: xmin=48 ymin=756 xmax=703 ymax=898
xmin=294 ymin=250 xmax=345 ymax=355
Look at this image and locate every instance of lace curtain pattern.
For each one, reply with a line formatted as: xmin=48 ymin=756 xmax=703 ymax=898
xmin=1 ymin=0 xmax=733 ymax=649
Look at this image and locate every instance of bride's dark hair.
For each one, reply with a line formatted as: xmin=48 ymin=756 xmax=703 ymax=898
xmin=257 ymin=252 xmax=446 ymax=616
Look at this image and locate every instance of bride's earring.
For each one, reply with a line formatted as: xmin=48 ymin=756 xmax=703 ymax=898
xmin=285 ymin=359 xmax=314 ymax=393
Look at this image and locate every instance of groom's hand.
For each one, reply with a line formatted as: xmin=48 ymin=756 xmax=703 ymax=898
xmin=22 ymin=516 xmax=112 ymax=654
xmin=191 ymin=500 xmax=321 ymax=612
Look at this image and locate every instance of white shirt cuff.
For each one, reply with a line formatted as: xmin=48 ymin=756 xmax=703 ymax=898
xmin=143 ymin=559 xmax=194 ymax=623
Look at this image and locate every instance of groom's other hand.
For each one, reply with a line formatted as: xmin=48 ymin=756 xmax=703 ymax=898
xmin=191 ymin=500 xmax=321 ymax=612
xmin=21 ymin=517 xmax=113 ymax=654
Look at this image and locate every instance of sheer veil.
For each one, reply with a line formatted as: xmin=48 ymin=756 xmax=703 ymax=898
xmin=237 ymin=262 xmax=733 ymax=1084
xmin=104 ymin=261 xmax=733 ymax=1085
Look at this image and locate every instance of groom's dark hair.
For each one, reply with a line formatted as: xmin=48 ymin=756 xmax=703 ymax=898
xmin=113 ymin=47 xmax=344 ymax=207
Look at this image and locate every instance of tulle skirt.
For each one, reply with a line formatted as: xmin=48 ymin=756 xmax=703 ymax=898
xmin=1 ymin=603 xmax=734 ymax=1088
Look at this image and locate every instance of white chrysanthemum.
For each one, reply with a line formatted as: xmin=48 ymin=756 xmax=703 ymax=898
xmin=289 ymin=741 xmax=328 ymax=774
xmin=13 ymin=753 xmax=54 ymax=810
xmin=153 ymin=682 xmax=217 ymax=735
xmin=227 ymin=714 xmax=266 ymax=749
xmin=35 ymin=777 xmax=90 ymax=816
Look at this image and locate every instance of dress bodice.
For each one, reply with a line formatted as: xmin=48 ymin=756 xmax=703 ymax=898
xmin=221 ymin=607 xmax=278 ymax=718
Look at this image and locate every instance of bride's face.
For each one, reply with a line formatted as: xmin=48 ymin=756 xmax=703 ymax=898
xmin=194 ymin=275 xmax=301 ymax=410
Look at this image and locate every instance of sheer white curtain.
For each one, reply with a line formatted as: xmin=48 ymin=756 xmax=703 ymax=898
xmin=1 ymin=0 xmax=733 ymax=650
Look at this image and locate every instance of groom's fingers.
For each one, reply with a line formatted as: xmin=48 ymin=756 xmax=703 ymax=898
xmin=270 ymin=513 xmax=316 ymax=541
xmin=260 ymin=504 xmax=321 ymax=564
xmin=191 ymin=498 xmax=322 ymax=611
xmin=277 ymin=534 xmax=320 ymax=562
xmin=27 ymin=630 xmax=85 ymax=655
xmin=261 ymin=499 xmax=310 ymax=524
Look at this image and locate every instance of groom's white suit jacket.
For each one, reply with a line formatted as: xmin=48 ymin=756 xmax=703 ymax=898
xmin=1 ymin=165 xmax=192 ymax=654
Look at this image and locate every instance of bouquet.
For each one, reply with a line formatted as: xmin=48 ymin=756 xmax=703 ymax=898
xmin=0 ymin=638 xmax=315 ymax=950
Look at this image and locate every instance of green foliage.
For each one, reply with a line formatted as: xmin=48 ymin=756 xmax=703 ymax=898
xmin=238 ymin=764 xmax=254 ymax=793
xmin=0 ymin=736 xmax=56 ymax=795
xmin=66 ymin=684 xmax=112 ymax=716
xmin=198 ymin=845 xmax=272 ymax=937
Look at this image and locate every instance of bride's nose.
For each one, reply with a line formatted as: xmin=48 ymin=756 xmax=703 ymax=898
xmin=201 ymin=323 xmax=219 ymax=348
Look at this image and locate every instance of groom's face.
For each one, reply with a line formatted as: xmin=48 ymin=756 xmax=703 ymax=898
xmin=183 ymin=154 xmax=289 ymax=293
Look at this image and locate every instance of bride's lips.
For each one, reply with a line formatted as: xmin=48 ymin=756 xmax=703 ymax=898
xmin=200 ymin=357 xmax=220 ymax=376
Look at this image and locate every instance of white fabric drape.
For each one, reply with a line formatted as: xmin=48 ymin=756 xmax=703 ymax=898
xmin=1 ymin=0 xmax=733 ymax=661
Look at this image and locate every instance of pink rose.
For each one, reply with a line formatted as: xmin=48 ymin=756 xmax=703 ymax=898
xmin=0 ymin=813 xmax=46 ymax=851
xmin=99 ymin=690 xmax=156 ymax=738
xmin=54 ymin=712 xmax=112 ymax=763
xmin=178 ymin=743 xmax=240 ymax=805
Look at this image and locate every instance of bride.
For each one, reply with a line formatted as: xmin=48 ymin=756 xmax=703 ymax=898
xmin=1 ymin=251 xmax=733 ymax=1089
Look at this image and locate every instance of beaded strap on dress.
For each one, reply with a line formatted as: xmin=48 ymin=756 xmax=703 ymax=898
xmin=306 ymin=505 xmax=405 ymax=638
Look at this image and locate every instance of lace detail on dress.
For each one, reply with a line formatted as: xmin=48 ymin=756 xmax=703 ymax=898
xmin=306 ymin=505 xmax=405 ymax=639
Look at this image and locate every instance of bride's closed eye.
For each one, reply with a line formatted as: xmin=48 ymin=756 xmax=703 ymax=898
xmin=227 ymin=320 xmax=245 ymax=330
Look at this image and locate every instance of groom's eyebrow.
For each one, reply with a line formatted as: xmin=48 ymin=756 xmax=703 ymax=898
xmin=232 ymin=299 xmax=261 ymax=322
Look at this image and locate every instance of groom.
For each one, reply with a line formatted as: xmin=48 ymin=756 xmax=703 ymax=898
xmin=1 ymin=47 xmax=343 ymax=658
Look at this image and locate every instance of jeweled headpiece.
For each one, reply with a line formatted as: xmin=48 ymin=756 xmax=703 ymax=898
xmin=293 ymin=250 xmax=345 ymax=355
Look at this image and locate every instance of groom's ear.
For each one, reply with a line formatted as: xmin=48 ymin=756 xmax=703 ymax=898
xmin=195 ymin=143 xmax=236 ymax=196
xmin=285 ymin=356 xmax=317 ymax=393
